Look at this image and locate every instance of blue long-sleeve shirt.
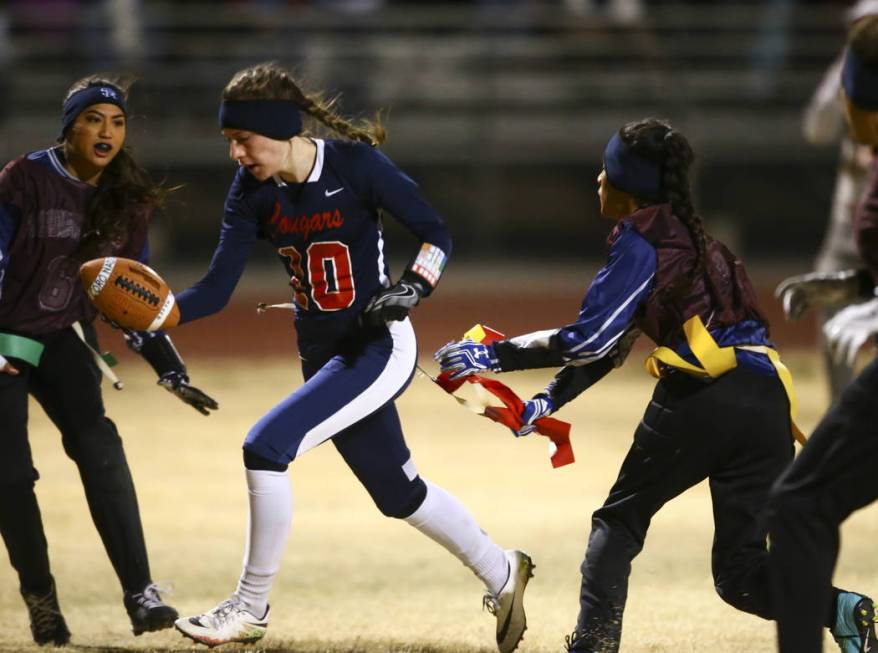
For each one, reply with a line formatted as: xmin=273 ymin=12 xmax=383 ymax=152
xmin=493 ymin=221 xmax=776 ymax=408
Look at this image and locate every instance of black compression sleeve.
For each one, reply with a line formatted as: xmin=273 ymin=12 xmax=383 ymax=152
xmin=493 ymin=335 xmax=566 ymax=371
xmin=130 ymin=332 xmax=187 ymax=378
xmin=543 ymin=358 xmax=614 ymax=410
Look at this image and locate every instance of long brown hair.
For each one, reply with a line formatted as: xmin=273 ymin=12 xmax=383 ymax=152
xmin=62 ymin=73 xmax=169 ymax=260
xmin=222 ymin=62 xmax=386 ymax=146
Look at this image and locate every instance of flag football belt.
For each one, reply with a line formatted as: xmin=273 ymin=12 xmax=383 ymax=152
xmin=645 ymin=315 xmax=805 ymax=445
xmin=0 ymin=332 xmax=44 ymax=366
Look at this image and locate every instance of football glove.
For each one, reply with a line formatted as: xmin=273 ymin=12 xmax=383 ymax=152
xmin=126 ymin=330 xmax=219 ymax=416
xmin=775 ymin=269 xmax=873 ymax=321
xmin=361 ymin=275 xmax=428 ymax=327
xmin=513 ymin=394 xmax=554 ymax=437
xmin=823 ymin=297 xmax=878 ymax=366
xmin=434 ymin=338 xmax=500 ymax=380
xmin=158 ymin=370 xmax=219 ymax=416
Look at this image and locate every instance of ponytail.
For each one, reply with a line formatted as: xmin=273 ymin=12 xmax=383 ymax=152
xmin=222 ymin=62 xmax=386 ymax=146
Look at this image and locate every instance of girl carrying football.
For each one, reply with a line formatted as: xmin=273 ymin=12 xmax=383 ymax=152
xmin=435 ymin=117 xmax=876 ymax=653
xmin=170 ymin=62 xmax=532 ymax=653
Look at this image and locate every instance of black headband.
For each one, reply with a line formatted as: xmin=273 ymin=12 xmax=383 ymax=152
xmin=60 ymin=84 xmax=128 ymax=139
xmin=603 ymin=131 xmax=663 ymax=198
xmin=218 ymin=100 xmax=302 ymax=140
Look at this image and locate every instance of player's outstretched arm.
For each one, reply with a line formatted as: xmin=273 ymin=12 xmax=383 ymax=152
xmin=434 ymin=338 xmax=501 ymax=380
xmin=509 ymin=327 xmax=640 ymax=437
xmin=125 ymin=330 xmax=218 ymax=415
xmin=774 ymin=268 xmax=875 ymax=321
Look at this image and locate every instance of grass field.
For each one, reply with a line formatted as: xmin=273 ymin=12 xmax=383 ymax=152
xmin=2 ymin=353 xmax=877 ymax=653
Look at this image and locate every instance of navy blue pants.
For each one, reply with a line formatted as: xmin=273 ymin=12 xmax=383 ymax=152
xmin=243 ymin=319 xmax=425 ymax=518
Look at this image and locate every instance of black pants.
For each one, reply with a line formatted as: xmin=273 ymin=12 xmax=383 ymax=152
xmin=768 ymin=357 xmax=878 ymax=653
xmin=0 ymin=324 xmax=151 ymax=595
xmin=571 ymin=367 xmax=794 ymax=653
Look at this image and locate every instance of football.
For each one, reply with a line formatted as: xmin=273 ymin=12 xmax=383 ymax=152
xmin=79 ymin=257 xmax=181 ymax=331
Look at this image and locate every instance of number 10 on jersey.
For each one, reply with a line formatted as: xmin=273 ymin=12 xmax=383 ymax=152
xmin=278 ymin=242 xmax=355 ymax=311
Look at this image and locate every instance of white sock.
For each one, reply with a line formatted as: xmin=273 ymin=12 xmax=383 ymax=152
xmin=234 ymin=468 xmax=293 ymax=618
xmin=404 ymin=479 xmax=509 ymax=596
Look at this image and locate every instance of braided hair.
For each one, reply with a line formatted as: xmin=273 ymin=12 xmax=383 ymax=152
xmin=61 ymin=74 xmax=169 ymax=261
xmin=222 ymin=62 xmax=386 ymax=146
xmin=618 ymin=118 xmax=709 ymax=282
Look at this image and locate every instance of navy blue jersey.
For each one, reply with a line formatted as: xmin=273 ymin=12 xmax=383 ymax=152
xmin=496 ymin=222 xmax=777 ymax=377
xmin=0 ymin=148 xmax=149 ymax=336
xmin=177 ymin=139 xmax=452 ymax=356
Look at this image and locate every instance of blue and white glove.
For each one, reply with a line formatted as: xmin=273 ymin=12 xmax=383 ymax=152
xmin=514 ymin=395 xmax=554 ymax=437
xmin=434 ymin=339 xmax=500 ymax=380
xmin=823 ymin=297 xmax=878 ymax=366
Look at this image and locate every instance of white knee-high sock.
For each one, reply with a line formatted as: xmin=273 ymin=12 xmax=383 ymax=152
xmin=404 ymin=479 xmax=509 ymax=595
xmin=234 ymin=468 xmax=293 ymax=617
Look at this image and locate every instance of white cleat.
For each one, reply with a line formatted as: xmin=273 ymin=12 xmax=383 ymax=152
xmin=174 ymin=596 xmax=268 ymax=648
xmin=483 ymin=550 xmax=535 ymax=653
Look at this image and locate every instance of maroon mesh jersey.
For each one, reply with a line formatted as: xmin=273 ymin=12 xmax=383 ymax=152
xmin=616 ymin=202 xmax=767 ymax=346
xmin=0 ymin=148 xmax=149 ymax=337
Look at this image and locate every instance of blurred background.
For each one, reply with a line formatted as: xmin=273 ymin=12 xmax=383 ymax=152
xmin=0 ymin=0 xmax=864 ymax=357
xmin=5 ymin=7 xmax=878 ymax=651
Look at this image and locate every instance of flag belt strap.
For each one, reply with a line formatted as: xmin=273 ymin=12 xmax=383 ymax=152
xmin=0 ymin=333 xmax=44 ymax=366
xmin=644 ymin=315 xmax=805 ymax=445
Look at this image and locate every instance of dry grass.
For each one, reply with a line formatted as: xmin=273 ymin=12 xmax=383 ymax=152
xmin=1 ymin=353 xmax=876 ymax=653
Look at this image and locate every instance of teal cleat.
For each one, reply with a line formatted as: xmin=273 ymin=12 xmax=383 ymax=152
xmin=831 ymin=592 xmax=878 ymax=653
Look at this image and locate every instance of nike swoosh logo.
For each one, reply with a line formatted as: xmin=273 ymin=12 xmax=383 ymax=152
xmin=497 ymin=593 xmax=515 ymax=644
xmin=325 ymin=187 xmax=343 ymax=197
xmin=385 ymin=287 xmax=418 ymax=299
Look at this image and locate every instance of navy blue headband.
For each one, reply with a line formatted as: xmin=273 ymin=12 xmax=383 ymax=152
xmin=60 ymin=84 xmax=128 ymax=139
xmin=219 ymin=100 xmax=302 ymax=140
xmin=842 ymin=47 xmax=878 ymax=111
xmin=603 ymin=131 xmax=663 ymax=199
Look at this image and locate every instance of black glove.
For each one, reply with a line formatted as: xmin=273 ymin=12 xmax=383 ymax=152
xmin=361 ymin=273 xmax=429 ymax=327
xmin=126 ymin=330 xmax=218 ymax=415
xmin=158 ymin=370 xmax=219 ymax=416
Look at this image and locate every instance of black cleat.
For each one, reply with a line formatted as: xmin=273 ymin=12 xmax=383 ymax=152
xmin=21 ymin=578 xmax=71 ymax=646
xmin=124 ymin=583 xmax=178 ymax=636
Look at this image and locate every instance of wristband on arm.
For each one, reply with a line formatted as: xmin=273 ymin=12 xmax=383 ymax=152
xmin=408 ymin=242 xmax=447 ymax=295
